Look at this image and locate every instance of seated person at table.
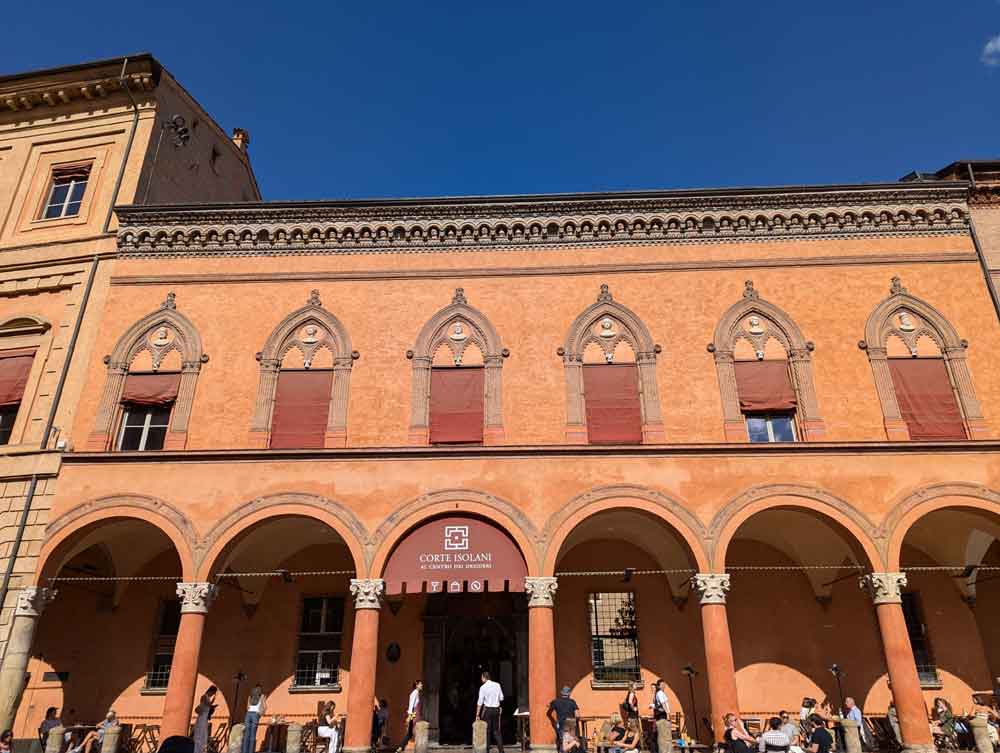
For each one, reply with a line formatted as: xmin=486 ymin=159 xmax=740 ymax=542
xmin=806 ymin=716 xmax=833 ymax=753
xmin=758 ymin=717 xmax=791 ymax=753
xmin=38 ymin=708 xmax=61 ymax=747
xmin=611 ymin=719 xmax=641 ymax=753
xmin=562 ymin=720 xmax=582 ymax=753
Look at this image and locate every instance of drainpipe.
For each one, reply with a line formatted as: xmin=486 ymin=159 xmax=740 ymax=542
xmin=965 ymin=164 xmax=1000 ymax=324
xmin=102 ymin=57 xmax=141 ymax=234
xmin=0 ymin=255 xmax=100 ymax=627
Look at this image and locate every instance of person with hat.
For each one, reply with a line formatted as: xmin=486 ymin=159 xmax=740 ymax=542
xmin=547 ymin=686 xmax=580 ymax=753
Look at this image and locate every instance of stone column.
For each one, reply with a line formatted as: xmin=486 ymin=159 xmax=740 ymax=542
xmin=860 ymin=574 xmax=934 ymax=753
xmin=525 ymin=577 xmax=558 ymax=752
xmin=693 ymin=574 xmax=740 ymax=743
xmin=841 ymin=718 xmax=862 ymax=753
xmin=969 ymin=714 xmax=992 ymax=753
xmin=344 ymin=579 xmax=385 ymax=753
xmin=161 ymin=583 xmax=217 ymax=739
xmin=0 ymin=586 xmax=56 ymax=730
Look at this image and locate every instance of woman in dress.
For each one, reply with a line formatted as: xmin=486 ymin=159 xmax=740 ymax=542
xmin=723 ymin=713 xmax=756 ymax=753
xmin=193 ymin=686 xmax=218 ymax=753
xmin=317 ymin=701 xmax=340 ymax=753
xmin=621 ymin=682 xmax=640 ymax=722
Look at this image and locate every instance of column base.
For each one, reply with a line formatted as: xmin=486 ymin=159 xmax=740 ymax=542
xmin=529 ymin=745 xmax=557 ymax=753
xmin=343 ymin=747 xmax=373 ymax=753
xmin=901 ymin=745 xmax=936 ymax=753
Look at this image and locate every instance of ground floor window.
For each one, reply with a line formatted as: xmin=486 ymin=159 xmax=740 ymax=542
xmin=901 ymin=591 xmax=940 ymax=686
xmin=588 ymin=592 xmax=640 ymax=685
xmin=146 ymin=599 xmax=181 ymax=689
xmin=294 ymin=596 xmax=344 ymax=688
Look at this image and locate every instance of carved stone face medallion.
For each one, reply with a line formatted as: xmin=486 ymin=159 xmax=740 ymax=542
xmin=449 ymin=323 xmax=468 ymax=341
xmin=598 ymin=317 xmax=617 ymax=338
xmin=301 ymin=325 xmax=320 ymax=344
xmin=898 ymin=312 xmax=915 ymax=332
xmin=748 ymin=316 xmax=765 ymax=335
xmin=151 ymin=327 xmax=172 ymax=347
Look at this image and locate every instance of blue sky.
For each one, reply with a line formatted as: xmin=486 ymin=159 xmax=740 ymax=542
xmin=5 ymin=1 xmax=1000 ymax=200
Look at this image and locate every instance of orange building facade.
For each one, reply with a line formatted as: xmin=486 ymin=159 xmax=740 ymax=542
xmin=1 ymin=55 xmax=1000 ymax=753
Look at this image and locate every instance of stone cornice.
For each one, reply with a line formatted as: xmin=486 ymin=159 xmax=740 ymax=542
xmin=1 ymin=71 xmax=155 ymax=114
xmin=115 ymin=183 xmax=970 ymax=258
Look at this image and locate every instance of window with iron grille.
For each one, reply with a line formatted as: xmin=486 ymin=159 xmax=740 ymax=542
xmin=588 ymin=592 xmax=640 ymax=684
xmin=146 ymin=599 xmax=181 ymax=689
xmin=294 ymin=597 xmax=344 ymax=688
xmin=901 ymin=591 xmax=939 ymax=685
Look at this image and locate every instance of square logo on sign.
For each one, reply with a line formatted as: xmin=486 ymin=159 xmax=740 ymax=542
xmin=444 ymin=525 xmax=469 ymax=551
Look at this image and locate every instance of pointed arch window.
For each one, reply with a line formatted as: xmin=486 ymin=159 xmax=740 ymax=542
xmin=860 ymin=277 xmax=985 ymax=441
xmin=406 ymin=288 xmax=507 ymax=445
xmin=560 ymin=285 xmax=664 ymax=444
xmin=88 ymin=293 xmax=206 ymax=451
xmin=710 ymin=281 xmax=825 ymax=442
xmin=249 ymin=290 xmax=357 ymax=449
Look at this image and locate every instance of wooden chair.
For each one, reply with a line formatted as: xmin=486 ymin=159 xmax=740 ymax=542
xmin=209 ymin=722 xmax=230 ymax=753
xmin=592 ymin=719 xmax=614 ymax=753
xmin=137 ymin=725 xmax=160 ymax=753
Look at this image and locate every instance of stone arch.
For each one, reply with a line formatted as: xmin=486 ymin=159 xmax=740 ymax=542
xmin=709 ymin=280 xmax=824 ymax=441
xmin=860 ymin=276 xmax=985 ymax=440
xmin=87 ymin=292 xmax=206 ymax=450
xmin=369 ymin=489 xmax=540 ymax=577
xmin=710 ymin=483 xmax=883 ymax=571
xmin=559 ymin=284 xmax=664 ymax=443
xmin=882 ymin=482 xmax=1000 ymax=570
xmin=542 ymin=484 xmax=710 ymax=575
xmin=40 ymin=495 xmax=197 ymax=581
xmin=406 ymin=288 xmax=507 ymax=444
xmin=194 ymin=492 xmax=368 ymax=580
xmin=248 ymin=289 xmax=357 ymax=448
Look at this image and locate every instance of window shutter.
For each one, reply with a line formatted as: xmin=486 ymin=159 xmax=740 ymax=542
xmin=0 ymin=348 xmax=36 ymax=407
xmin=583 ymin=364 xmax=643 ymax=444
xmin=888 ymin=358 xmax=966 ymax=440
xmin=429 ymin=367 xmax=484 ymax=444
xmin=121 ymin=373 xmax=181 ymax=406
xmin=270 ymin=370 xmax=334 ymax=449
xmin=733 ymin=360 xmax=797 ymax=412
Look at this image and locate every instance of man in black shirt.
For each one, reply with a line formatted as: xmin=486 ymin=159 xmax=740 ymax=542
xmin=547 ymin=687 xmax=579 ymax=753
xmin=808 ymin=716 xmax=833 ymax=753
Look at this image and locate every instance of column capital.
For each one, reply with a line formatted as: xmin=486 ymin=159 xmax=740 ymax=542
xmin=176 ymin=582 xmax=218 ymax=614
xmin=14 ymin=586 xmax=56 ymax=617
xmin=860 ymin=572 xmax=907 ymax=604
xmin=350 ymin=578 xmax=385 ymax=610
xmin=693 ymin=573 xmax=731 ymax=605
xmin=524 ymin=577 xmax=558 ymax=607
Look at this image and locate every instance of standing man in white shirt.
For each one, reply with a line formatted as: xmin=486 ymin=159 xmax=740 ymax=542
xmin=650 ymin=680 xmax=670 ymax=752
xmin=395 ymin=680 xmax=422 ymax=753
xmin=476 ymin=671 xmax=505 ymax=753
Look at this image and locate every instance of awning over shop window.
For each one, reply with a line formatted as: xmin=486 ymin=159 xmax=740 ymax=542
xmin=383 ymin=516 xmax=528 ymax=594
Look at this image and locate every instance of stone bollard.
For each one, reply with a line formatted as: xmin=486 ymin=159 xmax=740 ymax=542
xmin=100 ymin=724 xmax=122 ymax=753
xmin=414 ymin=721 xmax=430 ymax=753
xmin=44 ymin=727 xmax=64 ymax=753
xmin=970 ymin=714 xmax=992 ymax=753
xmin=840 ymin=719 xmax=862 ymax=753
xmin=229 ymin=723 xmax=245 ymax=753
xmin=472 ymin=719 xmax=487 ymax=753
xmin=655 ymin=718 xmax=672 ymax=753
xmin=285 ymin=724 xmax=302 ymax=753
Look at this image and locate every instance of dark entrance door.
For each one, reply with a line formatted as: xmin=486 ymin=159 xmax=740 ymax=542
xmin=422 ymin=592 xmax=528 ymax=745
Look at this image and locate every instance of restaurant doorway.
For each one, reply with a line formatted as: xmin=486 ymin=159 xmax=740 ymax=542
xmin=423 ymin=592 xmax=528 ymax=745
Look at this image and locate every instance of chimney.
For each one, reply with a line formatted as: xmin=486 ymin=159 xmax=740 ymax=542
xmin=231 ymin=127 xmax=250 ymax=153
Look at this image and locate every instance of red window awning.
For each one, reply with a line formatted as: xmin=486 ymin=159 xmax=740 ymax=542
xmin=734 ymin=360 xmax=797 ymax=412
xmin=888 ymin=358 xmax=966 ymax=440
xmin=0 ymin=348 xmax=35 ymax=407
xmin=121 ymin=372 xmax=181 ymax=406
xmin=383 ymin=516 xmax=528 ymax=595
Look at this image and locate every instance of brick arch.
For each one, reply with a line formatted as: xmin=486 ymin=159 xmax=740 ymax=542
xmin=40 ymin=495 xmax=197 ymax=581
xmin=881 ymin=482 xmax=1000 ymax=569
xmin=710 ymin=483 xmax=882 ymax=571
xmin=709 ymin=280 xmax=825 ymax=441
xmin=88 ymin=292 xmax=207 ymax=450
xmin=542 ymin=484 xmax=710 ymax=574
xmin=369 ymin=489 xmax=539 ymax=577
xmin=559 ymin=284 xmax=664 ymax=443
xmin=406 ymin=288 xmax=507 ymax=445
xmin=194 ymin=492 xmax=368 ymax=580
xmin=248 ymin=289 xmax=357 ymax=448
xmin=860 ymin=276 xmax=986 ymax=440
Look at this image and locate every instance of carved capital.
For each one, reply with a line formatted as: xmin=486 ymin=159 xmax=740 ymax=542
xmin=350 ymin=578 xmax=385 ymax=610
xmin=15 ymin=586 xmax=56 ymax=617
xmin=693 ymin=573 xmax=730 ymax=605
xmin=176 ymin=582 xmax=218 ymax=614
xmin=860 ymin=572 xmax=907 ymax=604
xmin=524 ymin=577 xmax=558 ymax=607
